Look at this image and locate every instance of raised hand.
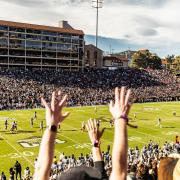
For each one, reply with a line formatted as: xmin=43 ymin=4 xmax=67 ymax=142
xmin=109 ymin=87 xmax=132 ymax=180
xmin=109 ymin=87 xmax=131 ymax=121
xmin=86 ymin=119 xmax=104 ymax=145
xmin=41 ymin=91 xmax=69 ymax=127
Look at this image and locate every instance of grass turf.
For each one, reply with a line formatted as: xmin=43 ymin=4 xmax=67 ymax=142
xmin=0 ymin=101 xmax=179 ymax=175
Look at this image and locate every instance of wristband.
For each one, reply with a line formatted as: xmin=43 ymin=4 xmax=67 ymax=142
xmin=47 ymin=125 xmax=57 ymax=133
xmin=93 ymin=140 xmax=99 ymax=147
xmin=116 ymin=115 xmax=129 ymax=122
xmin=120 ymin=115 xmax=129 ymax=122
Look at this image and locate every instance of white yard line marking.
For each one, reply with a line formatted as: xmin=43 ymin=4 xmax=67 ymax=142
xmin=122 ymin=110 xmax=180 ymax=140
xmin=62 ymin=123 xmax=148 ymax=145
xmin=0 ymin=133 xmax=34 ymax=166
xmin=33 ymin=121 xmax=91 ymax=151
xmin=62 ymin=122 xmax=113 ymax=144
xmin=140 ymin=118 xmax=180 ymax=125
xmin=134 ymin=130 xmax=164 ymax=140
xmin=105 ymin=129 xmax=147 ymax=145
xmin=57 ymin=133 xmax=91 ymax=150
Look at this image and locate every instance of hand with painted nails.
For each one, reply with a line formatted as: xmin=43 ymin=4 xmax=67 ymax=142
xmin=41 ymin=91 xmax=69 ymax=127
xmin=109 ymin=87 xmax=131 ymax=121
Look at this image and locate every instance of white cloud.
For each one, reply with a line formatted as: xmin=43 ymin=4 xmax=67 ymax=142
xmin=0 ymin=0 xmax=180 ymax=56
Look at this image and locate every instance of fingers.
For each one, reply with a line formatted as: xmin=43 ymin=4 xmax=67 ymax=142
xmin=62 ymin=112 xmax=70 ymax=120
xmin=114 ymin=86 xmax=129 ymax=106
xmin=41 ymin=97 xmax=50 ymax=110
xmin=86 ymin=119 xmax=92 ymax=133
xmin=99 ymin=128 xmax=105 ymax=138
xmin=56 ymin=90 xmax=62 ymax=102
xmin=89 ymin=118 xmax=94 ymax=130
xmin=94 ymin=119 xmax=97 ymax=130
xmin=125 ymin=89 xmax=131 ymax=106
xmin=109 ymin=100 xmax=114 ymax=110
xmin=87 ymin=119 xmax=92 ymax=130
xmin=87 ymin=119 xmax=97 ymax=131
xmin=125 ymin=103 xmax=132 ymax=115
xmin=59 ymin=94 xmax=67 ymax=107
xmin=86 ymin=123 xmax=90 ymax=132
xmin=120 ymin=86 xmax=126 ymax=106
xmin=51 ymin=91 xmax=56 ymax=110
xmin=58 ymin=90 xmax=61 ymax=96
xmin=110 ymin=87 xmax=132 ymax=119
xmin=114 ymin=87 xmax=131 ymax=107
xmin=115 ymin=87 xmax=120 ymax=104
xmin=50 ymin=90 xmax=68 ymax=112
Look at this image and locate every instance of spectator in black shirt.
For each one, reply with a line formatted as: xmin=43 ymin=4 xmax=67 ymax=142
xmin=14 ymin=161 xmax=21 ymax=180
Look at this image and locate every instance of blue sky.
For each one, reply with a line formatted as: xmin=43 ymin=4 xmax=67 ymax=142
xmin=0 ymin=0 xmax=180 ymax=57
xmin=85 ymin=35 xmax=180 ymax=58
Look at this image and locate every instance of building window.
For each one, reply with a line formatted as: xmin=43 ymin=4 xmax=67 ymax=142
xmin=0 ymin=26 xmax=8 ymax=31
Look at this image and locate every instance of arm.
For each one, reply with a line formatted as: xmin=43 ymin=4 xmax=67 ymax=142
xmin=86 ymin=119 xmax=104 ymax=162
xmin=86 ymin=119 xmax=107 ymax=177
xmin=34 ymin=91 xmax=69 ymax=180
xmin=109 ymin=87 xmax=132 ymax=180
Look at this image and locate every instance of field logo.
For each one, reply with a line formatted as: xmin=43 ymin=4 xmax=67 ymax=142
xmin=17 ymin=137 xmax=66 ymax=148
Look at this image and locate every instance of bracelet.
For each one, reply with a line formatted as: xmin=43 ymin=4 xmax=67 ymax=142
xmin=116 ymin=115 xmax=129 ymax=122
xmin=47 ymin=125 xmax=58 ymax=133
xmin=120 ymin=115 xmax=129 ymax=122
xmin=93 ymin=140 xmax=99 ymax=148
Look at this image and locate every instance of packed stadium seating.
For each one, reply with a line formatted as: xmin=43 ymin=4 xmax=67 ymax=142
xmin=0 ymin=68 xmax=179 ymax=180
xmin=0 ymin=68 xmax=179 ymax=110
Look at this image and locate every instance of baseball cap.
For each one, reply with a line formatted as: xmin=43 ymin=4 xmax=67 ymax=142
xmin=58 ymin=166 xmax=103 ymax=180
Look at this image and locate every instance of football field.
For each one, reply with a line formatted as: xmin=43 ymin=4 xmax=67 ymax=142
xmin=0 ymin=102 xmax=180 ymax=175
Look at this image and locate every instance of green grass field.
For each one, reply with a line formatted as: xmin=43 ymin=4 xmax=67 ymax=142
xmin=0 ymin=102 xmax=180 ymax=175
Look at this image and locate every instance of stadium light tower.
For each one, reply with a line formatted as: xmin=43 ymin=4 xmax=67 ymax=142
xmin=92 ymin=0 xmax=103 ymax=48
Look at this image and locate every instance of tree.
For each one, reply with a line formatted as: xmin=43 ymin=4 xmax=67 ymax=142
xmin=174 ymin=56 xmax=180 ymax=71
xmin=166 ymin=54 xmax=175 ymax=64
xmin=149 ymin=54 xmax=162 ymax=69
xmin=131 ymin=49 xmax=162 ymax=69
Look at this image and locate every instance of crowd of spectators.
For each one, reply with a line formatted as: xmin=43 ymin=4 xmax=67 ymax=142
xmin=45 ymin=140 xmax=180 ymax=180
xmin=0 ymin=68 xmax=179 ymax=110
xmin=0 ymin=68 xmax=179 ymax=179
xmin=1 ymin=140 xmax=180 ymax=180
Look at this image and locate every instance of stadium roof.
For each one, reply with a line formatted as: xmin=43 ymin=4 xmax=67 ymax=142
xmin=0 ymin=19 xmax=84 ymax=35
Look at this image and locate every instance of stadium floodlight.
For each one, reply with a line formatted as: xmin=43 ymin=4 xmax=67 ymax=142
xmin=92 ymin=0 xmax=103 ymax=48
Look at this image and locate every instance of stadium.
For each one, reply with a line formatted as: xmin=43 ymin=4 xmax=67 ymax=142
xmin=0 ymin=1 xmax=180 ymax=180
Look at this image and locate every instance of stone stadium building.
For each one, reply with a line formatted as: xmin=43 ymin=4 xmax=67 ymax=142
xmin=0 ymin=20 xmax=84 ymax=71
